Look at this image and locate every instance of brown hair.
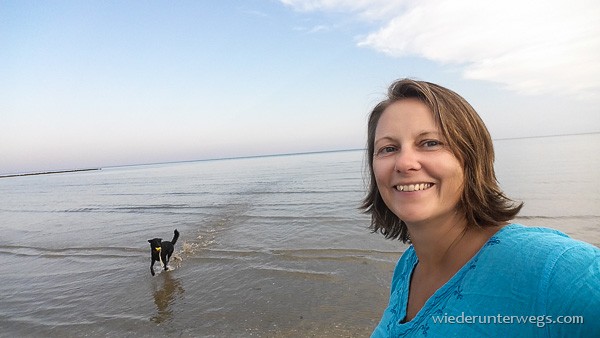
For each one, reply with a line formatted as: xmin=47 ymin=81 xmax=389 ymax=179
xmin=361 ymin=79 xmax=522 ymax=242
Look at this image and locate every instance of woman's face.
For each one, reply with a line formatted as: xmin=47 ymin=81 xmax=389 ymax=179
xmin=372 ymin=99 xmax=464 ymax=227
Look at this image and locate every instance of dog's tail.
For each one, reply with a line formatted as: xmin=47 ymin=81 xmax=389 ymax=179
xmin=171 ymin=229 xmax=180 ymax=246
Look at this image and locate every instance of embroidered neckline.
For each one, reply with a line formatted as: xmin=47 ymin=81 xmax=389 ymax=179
xmin=392 ymin=224 xmax=516 ymax=335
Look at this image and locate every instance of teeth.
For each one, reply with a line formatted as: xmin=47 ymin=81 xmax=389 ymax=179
xmin=396 ymin=183 xmax=432 ymax=192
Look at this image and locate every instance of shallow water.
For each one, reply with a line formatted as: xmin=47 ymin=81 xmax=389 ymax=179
xmin=0 ymin=134 xmax=598 ymax=337
xmin=495 ymin=133 xmax=600 ymax=246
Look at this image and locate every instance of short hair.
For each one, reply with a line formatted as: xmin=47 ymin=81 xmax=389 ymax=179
xmin=361 ymin=79 xmax=523 ymax=242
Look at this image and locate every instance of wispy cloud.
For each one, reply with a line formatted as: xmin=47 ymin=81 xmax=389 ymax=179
xmin=239 ymin=8 xmax=270 ymax=18
xmin=280 ymin=0 xmax=600 ymax=98
xmin=308 ymin=24 xmax=330 ymax=33
xmin=279 ymin=0 xmax=406 ymax=20
xmin=293 ymin=24 xmax=332 ymax=34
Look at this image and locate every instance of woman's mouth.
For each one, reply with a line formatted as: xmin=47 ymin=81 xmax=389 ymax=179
xmin=395 ymin=183 xmax=433 ymax=192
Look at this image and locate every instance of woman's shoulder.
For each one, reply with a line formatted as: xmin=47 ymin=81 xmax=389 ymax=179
xmin=473 ymin=223 xmax=599 ymax=287
xmin=492 ymin=223 xmax=598 ymax=255
xmin=486 ymin=223 xmax=599 ymax=289
xmin=497 ymin=223 xmax=569 ymax=239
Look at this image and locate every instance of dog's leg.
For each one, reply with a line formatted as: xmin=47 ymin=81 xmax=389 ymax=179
xmin=150 ymin=259 xmax=156 ymax=276
xmin=160 ymin=252 xmax=167 ymax=271
xmin=166 ymin=254 xmax=172 ymax=271
xmin=162 ymin=253 xmax=170 ymax=271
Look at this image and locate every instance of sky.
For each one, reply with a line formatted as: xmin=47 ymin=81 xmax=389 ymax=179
xmin=1 ymin=0 xmax=599 ymax=175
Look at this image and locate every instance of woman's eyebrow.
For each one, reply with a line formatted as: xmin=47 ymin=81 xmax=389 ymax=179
xmin=416 ymin=130 xmax=442 ymax=138
xmin=374 ymin=130 xmax=442 ymax=144
xmin=374 ymin=135 xmax=395 ymax=144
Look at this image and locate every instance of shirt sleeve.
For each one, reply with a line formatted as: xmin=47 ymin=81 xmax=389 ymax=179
xmin=543 ymin=242 xmax=600 ymax=337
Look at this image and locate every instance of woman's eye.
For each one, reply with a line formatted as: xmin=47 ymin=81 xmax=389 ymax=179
xmin=422 ymin=140 xmax=441 ymax=148
xmin=376 ymin=146 xmax=397 ymax=156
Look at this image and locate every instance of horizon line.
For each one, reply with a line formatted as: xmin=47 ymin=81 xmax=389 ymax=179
xmin=2 ymin=131 xmax=598 ymax=177
xmin=106 ymin=148 xmax=366 ymax=170
xmin=105 ymin=130 xmax=600 ymax=170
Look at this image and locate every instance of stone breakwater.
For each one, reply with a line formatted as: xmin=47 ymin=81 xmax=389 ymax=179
xmin=0 ymin=168 xmax=100 ymax=178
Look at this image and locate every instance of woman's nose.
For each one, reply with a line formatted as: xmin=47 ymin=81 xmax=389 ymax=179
xmin=394 ymin=147 xmax=421 ymax=173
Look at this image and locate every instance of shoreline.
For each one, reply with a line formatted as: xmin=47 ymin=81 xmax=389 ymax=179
xmin=0 ymin=168 xmax=101 ymax=179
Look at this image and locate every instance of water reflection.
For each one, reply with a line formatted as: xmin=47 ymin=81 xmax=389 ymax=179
xmin=150 ymin=272 xmax=184 ymax=324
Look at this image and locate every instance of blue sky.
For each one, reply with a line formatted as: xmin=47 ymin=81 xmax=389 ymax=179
xmin=1 ymin=0 xmax=599 ymax=175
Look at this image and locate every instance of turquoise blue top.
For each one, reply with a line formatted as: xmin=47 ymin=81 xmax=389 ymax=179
xmin=371 ymin=224 xmax=600 ymax=337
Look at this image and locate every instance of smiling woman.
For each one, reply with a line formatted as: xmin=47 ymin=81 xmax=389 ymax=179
xmin=363 ymin=79 xmax=522 ymax=242
xmin=362 ymin=79 xmax=600 ymax=337
xmin=372 ymin=99 xmax=465 ymax=228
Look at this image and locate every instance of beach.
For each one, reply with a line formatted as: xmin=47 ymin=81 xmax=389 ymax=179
xmin=0 ymin=133 xmax=598 ymax=337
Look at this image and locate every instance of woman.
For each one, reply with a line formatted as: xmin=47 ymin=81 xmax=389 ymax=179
xmin=363 ymin=79 xmax=599 ymax=337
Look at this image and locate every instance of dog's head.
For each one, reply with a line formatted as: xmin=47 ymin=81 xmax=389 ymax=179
xmin=148 ymin=238 xmax=162 ymax=251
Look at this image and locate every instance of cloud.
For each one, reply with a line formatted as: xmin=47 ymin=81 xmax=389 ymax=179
xmin=280 ymin=0 xmax=390 ymax=12
xmin=281 ymin=0 xmax=600 ymax=98
xmin=293 ymin=24 xmax=332 ymax=34
xmin=279 ymin=0 xmax=406 ymax=20
xmin=242 ymin=9 xmax=269 ymax=17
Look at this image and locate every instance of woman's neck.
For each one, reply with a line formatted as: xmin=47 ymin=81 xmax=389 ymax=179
xmin=406 ymin=215 xmax=500 ymax=271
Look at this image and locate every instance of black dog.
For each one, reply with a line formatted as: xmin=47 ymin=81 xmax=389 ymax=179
xmin=148 ymin=229 xmax=180 ymax=276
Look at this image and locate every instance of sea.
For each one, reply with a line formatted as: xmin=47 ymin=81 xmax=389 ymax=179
xmin=0 ymin=133 xmax=598 ymax=337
